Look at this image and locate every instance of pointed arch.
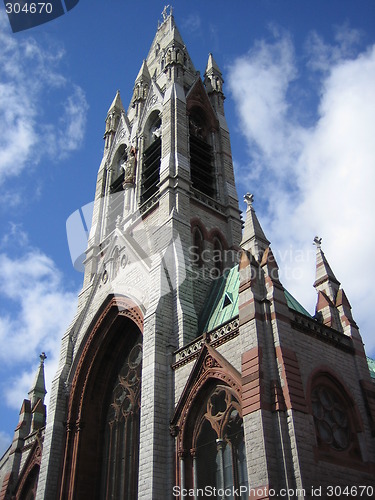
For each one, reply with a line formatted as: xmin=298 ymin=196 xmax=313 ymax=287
xmin=140 ymin=110 xmax=162 ymax=205
xmin=59 ymin=296 xmax=144 ymax=500
xmin=306 ymin=366 xmax=365 ymax=469
xmin=191 ymin=218 xmax=208 ymax=268
xmin=171 ymin=344 xmax=248 ymax=496
xmin=13 ymin=438 xmax=42 ymax=500
xmin=171 ymin=343 xmax=241 ymax=451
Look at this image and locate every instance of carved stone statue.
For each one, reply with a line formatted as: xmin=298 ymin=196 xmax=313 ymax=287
xmin=122 ymin=147 xmax=137 ymax=184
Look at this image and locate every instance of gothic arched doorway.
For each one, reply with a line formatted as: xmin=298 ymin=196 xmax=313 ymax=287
xmin=59 ymin=297 xmax=143 ymax=500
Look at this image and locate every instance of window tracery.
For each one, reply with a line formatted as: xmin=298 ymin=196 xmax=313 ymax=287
xmin=141 ymin=113 xmax=161 ymax=204
xmin=189 ymin=108 xmax=215 ymax=198
xmin=312 ymin=385 xmax=349 ymax=451
xmin=100 ymin=341 xmax=142 ymax=500
xmin=185 ymin=385 xmax=248 ymax=499
xmin=309 ymin=373 xmax=363 ymax=466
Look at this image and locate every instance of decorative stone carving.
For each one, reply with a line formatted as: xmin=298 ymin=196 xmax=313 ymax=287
xmin=122 ymin=146 xmax=137 ymax=185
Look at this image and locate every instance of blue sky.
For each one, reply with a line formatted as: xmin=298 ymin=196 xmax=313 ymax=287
xmin=0 ymin=0 xmax=374 ymax=454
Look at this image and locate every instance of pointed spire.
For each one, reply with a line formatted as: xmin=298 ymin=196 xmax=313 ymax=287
xmin=28 ymin=352 xmax=47 ymax=408
xmin=107 ymin=90 xmax=124 ymax=114
xmin=241 ymin=194 xmax=270 ymax=261
xmin=132 ymin=61 xmax=151 ymax=113
xmin=205 ymin=53 xmax=222 ymax=78
xmin=104 ymin=91 xmax=124 ymax=149
xmin=204 ymin=53 xmax=224 ymax=93
xmin=313 ymin=236 xmax=340 ymax=302
xmin=135 ymin=60 xmax=151 ymax=83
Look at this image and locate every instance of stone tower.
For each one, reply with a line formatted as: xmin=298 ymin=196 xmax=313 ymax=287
xmin=1 ymin=8 xmax=375 ymax=500
xmin=36 ymin=8 xmax=242 ymax=500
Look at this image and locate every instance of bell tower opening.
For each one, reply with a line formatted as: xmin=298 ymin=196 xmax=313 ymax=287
xmin=189 ymin=107 xmax=215 ymax=199
xmin=140 ymin=111 xmax=162 ymax=205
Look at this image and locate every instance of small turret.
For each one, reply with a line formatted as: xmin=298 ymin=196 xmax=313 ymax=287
xmin=28 ymin=352 xmax=47 ymax=432
xmin=313 ymin=237 xmax=342 ymax=329
xmin=241 ymin=193 xmax=270 ymax=261
xmin=132 ymin=60 xmax=151 ymax=117
xmin=5 ymin=353 xmax=47 ymax=490
xmin=313 ymin=236 xmax=340 ymax=302
xmin=204 ymin=53 xmax=225 ymax=113
xmin=104 ymin=90 xmax=124 ymax=149
xmin=28 ymin=352 xmax=47 ymax=408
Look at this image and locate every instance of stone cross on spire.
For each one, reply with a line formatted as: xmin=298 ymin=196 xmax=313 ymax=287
xmin=244 ymin=193 xmax=254 ymax=211
xmin=313 ymin=236 xmax=322 ymax=248
xmin=162 ymin=5 xmax=172 ymax=21
xmin=241 ymin=193 xmax=270 ymax=260
xmin=313 ymin=236 xmax=340 ymax=302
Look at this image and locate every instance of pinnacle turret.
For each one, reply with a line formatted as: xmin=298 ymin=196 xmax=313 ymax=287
xmin=204 ymin=53 xmax=223 ymax=89
xmin=313 ymin=236 xmax=340 ymax=302
xmin=204 ymin=53 xmax=225 ymax=113
xmin=104 ymin=90 xmax=124 ymax=149
xmin=28 ymin=352 xmax=47 ymax=408
xmin=241 ymin=193 xmax=270 ymax=261
xmin=107 ymin=89 xmax=124 ymax=114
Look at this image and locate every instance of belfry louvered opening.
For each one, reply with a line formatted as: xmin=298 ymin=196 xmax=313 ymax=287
xmin=189 ymin=109 xmax=215 ymax=198
xmin=141 ymin=113 xmax=161 ymax=205
xmin=141 ymin=136 xmax=161 ymax=204
xmin=107 ymin=145 xmax=126 ymax=234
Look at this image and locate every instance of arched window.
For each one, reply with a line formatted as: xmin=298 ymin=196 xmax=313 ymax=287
xmin=187 ymin=385 xmax=249 ymax=499
xmin=100 ymin=340 xmax=142 ymax=499
xmin=106 ymin=144 xmax=127 ymax=235
xmin=141 ymin=112 xmax=161 ymax=205
xmin=60 ymin=302 xmax=144 ymax=500
xmin=310 ymin=373 xmax=362 ymax=464
xmin=18 ymin=465 xmax=39 ymax=500
xmin=189 ymin=107 xmax=215 ymax=198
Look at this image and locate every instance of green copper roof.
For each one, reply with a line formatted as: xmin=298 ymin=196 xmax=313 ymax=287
xmin=199 ymin=266 xmax=239 ymax=333
xmin=367 ymin=357 xmax=375 ymax=380
xmin=284 ymin=289 xmax=312 ymax=318
xmin=198 ymin=265 xmax=312 ymax=334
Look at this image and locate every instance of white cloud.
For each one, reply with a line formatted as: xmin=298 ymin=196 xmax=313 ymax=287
xmin=182 ymin=13 xmax=201 ymax=33
xmin=0 ymin=249 xmax=77 ymax=410
xmin=228 ymin=28 xmax=375 ymax=356
xmin=305 ymin=25 xmax=362 ymax=73
xmin=1 ymin=222 xmax=29 ymax=248
xmin=0 ymin=15 xmax=88 ymax=185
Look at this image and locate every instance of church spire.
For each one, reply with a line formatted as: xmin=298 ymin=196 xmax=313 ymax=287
xmin=241 ymin=193 xmax=270 ymax=261
xmin=313 ymin=236 xmax=340 ymax=302
xmin=28 ymin=352 xmax=47 ymax=408
xmin=132 ymin=60 xmax=151 ymax=116
xmin=204 ymin=53 xmax=225 ymax=113
xmin=104 ymin=90 xmax=124 ymax=149
xmin=107 ymin=89 xmax=124 ymax=114
xmin=204 ymin=53 xmax=223 ymax=90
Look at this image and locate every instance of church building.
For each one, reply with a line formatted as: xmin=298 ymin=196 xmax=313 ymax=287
xmin=1 ymin=8 xmax=375 ymax=500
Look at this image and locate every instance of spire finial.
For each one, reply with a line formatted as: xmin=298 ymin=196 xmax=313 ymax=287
xmin=162 ymin=5 xmax=172 ymax=21
xmin=40 ymin=352 xmax=47 ymax=364
xmin=244 ymin=193 xmax=254 ymax=211
xmin=313 ymin=236 xmax=322 ymax=248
